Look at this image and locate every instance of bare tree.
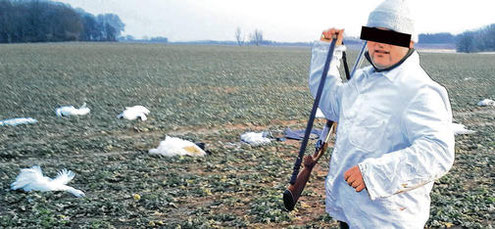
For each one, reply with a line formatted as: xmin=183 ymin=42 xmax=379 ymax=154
xmin=250 ymin=29 xmax=263 ymax=46
xmin=235 ymin=27 xmax=243 ymax=46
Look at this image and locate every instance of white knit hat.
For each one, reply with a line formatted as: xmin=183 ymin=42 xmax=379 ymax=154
xmin=367 ymin=0 xmax=418 ymax=43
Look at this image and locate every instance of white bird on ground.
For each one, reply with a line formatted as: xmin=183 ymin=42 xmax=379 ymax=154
xmin=241 ymin=132 xmax=271 ymax=146
xmin=451 ymin=123 xmax=475 ymax=135
xmin=149 ymin=136 xmax=206 ymax=157
xmin=117 ymin=105 xmax=150 ymax=121
xmin=11 ymin=166 xmax=85 ymax=198
xmin=55 ymin=103 xmax=90 ymax=117
xmin=0 ymin=117 xmax=38 ymax=126
xmin=477 ymin=99 xmax=495 ymax=106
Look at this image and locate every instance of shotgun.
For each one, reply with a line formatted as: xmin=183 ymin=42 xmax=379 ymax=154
xmin=283 ymin=41 xmax=367 ymax=211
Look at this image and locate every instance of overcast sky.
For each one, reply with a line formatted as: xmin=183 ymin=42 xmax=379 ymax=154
xmin=54 ymin=0 xmax=495 ymax=42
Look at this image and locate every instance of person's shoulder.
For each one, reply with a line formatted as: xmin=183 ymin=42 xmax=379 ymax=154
xmin=397 ymin=64 xmax=448 ymax=100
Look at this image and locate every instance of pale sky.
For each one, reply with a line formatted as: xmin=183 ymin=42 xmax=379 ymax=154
xmin=54 ymin=0 xmax=495 ymax=42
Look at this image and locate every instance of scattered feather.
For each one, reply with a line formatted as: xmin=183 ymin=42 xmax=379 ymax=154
xmin=55 ymin=103 xmax=90 ymax=117
xmin=11 ymin=166 xmax=85 ymax=197
xmin=149 ymin=136 xmax=206 ymax=157
xmin=477 ymin=99 xmax=495 ymax=106
xmin=0 ymin=117 xmax=38 ymax=126
xmin=126 ymin=105 xmax=150 ymax=115
xmin=451 ymin=123 xmax=475 ymax=135
xmin=117 ymin=105 xmax=150 ymax=121
xmin=241 ymin=132 xmax=271 ymax=146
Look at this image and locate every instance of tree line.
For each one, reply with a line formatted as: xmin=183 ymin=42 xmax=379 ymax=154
xmin=456 ymin=24 xmax=495 ymax=53
xmin=419 ymin=33 xmax=455 ymax=44
xmin=412 ymin=24 xmax=495 ymax=53
xmin=236 ymin=25 xmax=495 ymax=53
xmin=0 ymin=0 xmax=124 ymax=43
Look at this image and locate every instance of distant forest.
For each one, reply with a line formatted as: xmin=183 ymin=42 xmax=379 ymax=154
xmin=0 ymin=0 xmax=124 ymax=43
xmin=455 ymin=24 xmax=495 ymax=53
xmin=419 ymin=33 xmax=455 ymax=44
xmin=419 ymin=24 xmax=495 ymax=53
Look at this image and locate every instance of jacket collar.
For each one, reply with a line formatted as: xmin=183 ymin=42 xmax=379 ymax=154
xmin=365 ymin=49 xmax=419 ymax=82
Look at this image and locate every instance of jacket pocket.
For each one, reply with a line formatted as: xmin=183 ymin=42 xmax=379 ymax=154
xmin=348 ymin=109 xmax=391 ymax=152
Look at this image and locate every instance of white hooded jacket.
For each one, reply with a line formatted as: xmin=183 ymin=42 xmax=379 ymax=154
xmin=309 ymin=41 xmax=455 ymax=228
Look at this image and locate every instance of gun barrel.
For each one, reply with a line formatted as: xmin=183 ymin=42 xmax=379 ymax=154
xmin=283 ymin=42 xmax=368 ymax=211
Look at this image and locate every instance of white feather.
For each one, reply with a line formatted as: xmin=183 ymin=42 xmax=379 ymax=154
xmin=451 ymin=123 xmax=475 ymax=135
xmin=52 ymin=169 xmax=75 ymax=185
xmin=56 ymin=103 xmax=90 ymax=117
xmin=240 ymin=132 xmax=271 ymax=146
xmin=117 ymin=105 xmax=149 ymax=121
xmin=149 ymin=136 xmax=206 ymax=157
xmin=0 ymin=117 xmax=38 ymax=126
xmin=11 ymin=166 xmax=85 ymax=197
xmin=477 ymin=99 xmax=495 ymax=106
xmin=125 ymin=105 xmax=150 ymax=115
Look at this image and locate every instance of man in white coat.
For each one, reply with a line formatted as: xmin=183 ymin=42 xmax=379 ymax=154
xmin=309 ymin=0 xmax=455 ymax=228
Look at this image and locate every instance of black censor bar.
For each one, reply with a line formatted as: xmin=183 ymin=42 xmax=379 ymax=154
xmin=360 ymin=26 xmax=411 ymax=48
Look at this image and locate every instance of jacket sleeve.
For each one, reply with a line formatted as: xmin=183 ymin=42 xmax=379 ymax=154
xmin=358 ymin=85 xmax=455 ymax=200
xmin=308 ymin=41 xmax=346 ymax=122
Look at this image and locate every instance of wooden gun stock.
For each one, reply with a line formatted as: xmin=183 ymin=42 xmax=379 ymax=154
xmin=284 ymin=123 xmax=335 ymax=211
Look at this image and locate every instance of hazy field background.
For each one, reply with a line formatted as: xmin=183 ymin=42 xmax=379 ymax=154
xmin=0 ymin=43 xmax=493 ymax=228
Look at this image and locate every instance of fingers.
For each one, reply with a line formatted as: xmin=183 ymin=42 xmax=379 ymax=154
xmin=343 ymin=166 xmax=357 ymax=181
xmin=336 ymin=29 xmax=344 ymax=45
xmin=344 ymin=166 xmax=366 ymax=192
xmin=344 ymin=170 xmax=357 ymax=187
xmin=343 ymin=169 xmax=351 ymax=180
xmin=320 ymin=29 xmax=336 ymax=41
xmin=321 ymin=28 xmax=336 ymax=40
xmin=355 ymin=183 xmax=366 ymax=192
xmin=346 ymin=174 xmax=360 ymax=188
xmin=320 ymin=28 xmax=345 ymax=45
